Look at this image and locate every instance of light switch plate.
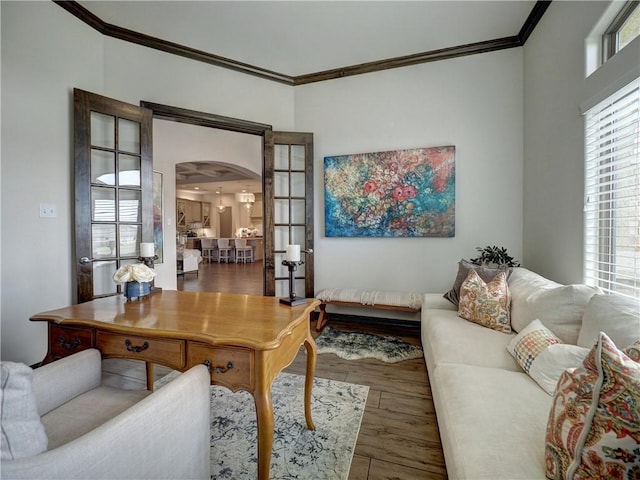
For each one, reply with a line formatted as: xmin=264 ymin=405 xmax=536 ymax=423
xmin=39 ymin=203 xmax=57 ymax=218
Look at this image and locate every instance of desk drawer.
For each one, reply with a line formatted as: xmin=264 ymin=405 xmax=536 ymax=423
xmin=97 ymin=332 xmax=185 ymax=370
xmin=188 ymin=343 xmax=253 ymax=390
xmin=49 ymin=325 xmax=94 ymax=359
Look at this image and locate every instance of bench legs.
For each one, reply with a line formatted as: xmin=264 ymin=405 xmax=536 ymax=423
xmin=316 ymin=303 xmax=329 ymax=331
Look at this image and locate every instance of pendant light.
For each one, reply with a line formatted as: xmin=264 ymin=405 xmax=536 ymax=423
xmin=217 ymin=187 xmax=226 ymax=214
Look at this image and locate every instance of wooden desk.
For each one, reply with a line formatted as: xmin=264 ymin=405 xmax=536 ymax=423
xmin=32 ymin=291 xmax=320 ymax=480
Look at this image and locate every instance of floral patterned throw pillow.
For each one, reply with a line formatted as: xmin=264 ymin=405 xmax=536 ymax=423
xmin=458 ymin=270 xmax=511 ymax=333
xmin=545 ymin=332 xmax=640 ymax=480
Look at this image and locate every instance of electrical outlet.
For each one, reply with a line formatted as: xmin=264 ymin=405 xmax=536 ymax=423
xmin=39 ymin=203 xmax=57 ymax=218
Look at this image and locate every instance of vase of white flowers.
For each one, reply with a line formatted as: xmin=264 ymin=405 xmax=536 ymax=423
xmin=112 ymin=264 xmax=157 ymax=301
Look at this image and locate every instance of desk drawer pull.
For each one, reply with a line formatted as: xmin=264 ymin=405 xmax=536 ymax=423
xmin=204 ymin=360 xmax=234 ymax=374
xmin=59 ymin=336 xmax=81 ymax=350
xmin=125 ymin=339 xmax=149 ymax=353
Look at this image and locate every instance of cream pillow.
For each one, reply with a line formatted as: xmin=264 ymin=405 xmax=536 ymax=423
xmin=577 ymin=293 xmax=640 ymax=349
xmin=507 ymin=319 xmax=561 ymax=373
xmin=458 ymin=270 xmax=511 ymax=333
xmin=528 ymin=344 xmax=590 ymax=395
xmin=1 ymin=362 xmax=48 ymax=460
xmin=507 ymin=319 xmax=589 ymax=395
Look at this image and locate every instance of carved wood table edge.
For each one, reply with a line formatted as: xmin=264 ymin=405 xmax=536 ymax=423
xmin=31 ymin=291 xmax=321 ymax=480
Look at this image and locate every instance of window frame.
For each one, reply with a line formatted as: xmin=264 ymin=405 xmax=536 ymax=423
xmin=602 ymin=0 xmax=640 ymax=62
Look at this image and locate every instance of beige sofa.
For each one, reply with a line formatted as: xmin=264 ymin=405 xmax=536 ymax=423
xmin=1 ymin=349 xmax=211 ymax=479
xmin=421 ymin=267 xmax=640 ymax=479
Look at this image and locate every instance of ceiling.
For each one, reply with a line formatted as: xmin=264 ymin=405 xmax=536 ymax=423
xmin=74 ymin=1 xmax=540 ymax=194
xmin=175 ymin=162 xmax=262 ymax=195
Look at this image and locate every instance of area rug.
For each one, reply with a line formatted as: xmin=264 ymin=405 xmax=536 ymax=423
xmin=315 ymin=327 xmax=423 ymax=363
xmin=156 ymin=371 xmax=368 ymax=480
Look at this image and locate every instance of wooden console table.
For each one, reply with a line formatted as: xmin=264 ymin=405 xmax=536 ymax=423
xmin=32 ymin=291 xmax=320 ymax=480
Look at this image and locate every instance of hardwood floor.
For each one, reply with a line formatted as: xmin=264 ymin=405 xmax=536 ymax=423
xmin=109 ymin=262 xmax=447 ymax=479
xmin=293 ymin=319 xmax=448 ymax=480
xmin=177 ymin=260 xmax=263 ymax=295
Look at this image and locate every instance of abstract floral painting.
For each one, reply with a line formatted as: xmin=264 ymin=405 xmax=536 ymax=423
xmin=324 ymin=146 xmax=455 ymax=237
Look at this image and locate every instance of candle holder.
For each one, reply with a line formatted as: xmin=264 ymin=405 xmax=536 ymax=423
xmin=280 ymin=260 xmax=307 ymax=306
xmin=137 ymin=255 xmax=158 ymax=269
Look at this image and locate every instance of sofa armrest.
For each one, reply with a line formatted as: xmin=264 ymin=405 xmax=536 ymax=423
xmin=32 ymin=349 xmax=102 ymax=416
xmin=182 ymin=256 xmax=199 ymax=272
xmin=422 ymin=293 xmax=457 ymax=311
xmin=3 ymin=364 xmax=211 ymax=480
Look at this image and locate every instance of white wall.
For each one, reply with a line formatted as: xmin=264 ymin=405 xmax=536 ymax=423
xmin=523 ymin=1 xmax=640 ymax=284
xmin=1 ymin=1 xmax=104 ymax=365
xmin=296 ymin=49 xmax=524 ymax=297
xmin=1 ymin=2 xmax=293 ymax=365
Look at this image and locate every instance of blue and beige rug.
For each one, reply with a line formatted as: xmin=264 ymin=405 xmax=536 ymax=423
xmin=157 ymin=371 xmax=368 ymax=479
xmin=315 ymin=327 xmax=424 ymax=363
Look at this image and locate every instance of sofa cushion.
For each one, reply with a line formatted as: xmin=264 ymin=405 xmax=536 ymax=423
xmin=458 ymin=270 xmax=511 ymax=333
xmin=1 ymin=362 xmax=48 ymax=460
xmin=443 ymin=259 xmax=512 ymax=306
xmin=432 ymin=364 xmax=551 ymax=479
xmin=577 ymin=293 xmax=640 ymax=349
xmin=41 ymin=385 xmax=150 ymax=450
xmin=545 ymin=333 xmax=640 ymax=480
xmin=421 ymin=308 xmax=520 ymax=371
xmin=509 ymin=278 xmax=599 ymax=343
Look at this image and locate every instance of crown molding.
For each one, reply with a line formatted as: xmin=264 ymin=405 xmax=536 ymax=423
xmin=54 ymin=0 xmax=551 ymax=86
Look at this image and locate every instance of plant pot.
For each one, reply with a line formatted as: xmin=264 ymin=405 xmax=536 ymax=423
xmin=124 ymin=281 xmax=151 ymax=301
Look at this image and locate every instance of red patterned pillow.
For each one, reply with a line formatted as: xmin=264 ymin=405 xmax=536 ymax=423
xmin=458 ymin=270 xmax=511 ymax=333
xmin=544 ymin=333 xmax=640 ymax=480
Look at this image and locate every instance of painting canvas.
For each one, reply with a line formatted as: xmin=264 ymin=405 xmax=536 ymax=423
xmin=153 ymin=171 xmax=164 ymax=263
xmin=324 ymin=146 xmax=455 ymax=237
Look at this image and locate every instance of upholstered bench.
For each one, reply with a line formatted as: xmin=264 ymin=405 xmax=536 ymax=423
xmin=315 ymin=288 xmax=422 ymax=331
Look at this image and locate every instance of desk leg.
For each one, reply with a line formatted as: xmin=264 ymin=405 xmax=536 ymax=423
xmin=254 ymin=379 xmax=274 ymax=480
xmin=304 ymin=333 xmax=317 ymax=430
xmin=146 ymin=362 xmax=154 ymax=391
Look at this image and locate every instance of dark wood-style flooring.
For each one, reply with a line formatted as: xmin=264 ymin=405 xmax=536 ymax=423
xmin=177 ymin=260 xmax=263 ymax=295
xmin=111 ymin=260 xmax=448 ymax=479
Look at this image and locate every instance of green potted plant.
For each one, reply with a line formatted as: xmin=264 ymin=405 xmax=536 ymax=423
xmin=470 ymin=245 xmax=520 ymax=268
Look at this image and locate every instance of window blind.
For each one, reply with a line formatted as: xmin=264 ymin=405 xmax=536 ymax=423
xmin=584 ymin=77 xmax=640 ymax=298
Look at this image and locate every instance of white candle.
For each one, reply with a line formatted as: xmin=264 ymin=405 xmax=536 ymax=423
xmin=286 ymin=244 xmax=300 ymax=262
xmin=140 ymin=242 xmax=155 ymax=257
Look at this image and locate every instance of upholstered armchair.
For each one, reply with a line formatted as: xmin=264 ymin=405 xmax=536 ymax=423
xmin=1 ymin=349 xmax=210 ymax=479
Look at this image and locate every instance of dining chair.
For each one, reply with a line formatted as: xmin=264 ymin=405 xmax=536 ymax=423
xmin=200 ymin=238 xmax=215 ymax=263
xmin=216 ymin=238 xmax=232 ymax=263
xmin=234 ymin=238 xmax=254 ymax=263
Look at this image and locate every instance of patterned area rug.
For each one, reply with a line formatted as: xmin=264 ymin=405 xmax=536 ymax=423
xmin=156 ymin=371 xmax=368 ymax=480
xmin=315 ymin=327 xmax=424 ymax=363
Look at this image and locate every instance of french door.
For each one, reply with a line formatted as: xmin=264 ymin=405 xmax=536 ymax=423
xmin=74 ymin=89 xmax=153 ymax=303
xmin=264 ymin=131 xmax=314 ymax=298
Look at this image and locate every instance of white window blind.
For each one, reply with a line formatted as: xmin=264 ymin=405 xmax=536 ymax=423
xmin=584 ymin=77 xmax=640 ymax=298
